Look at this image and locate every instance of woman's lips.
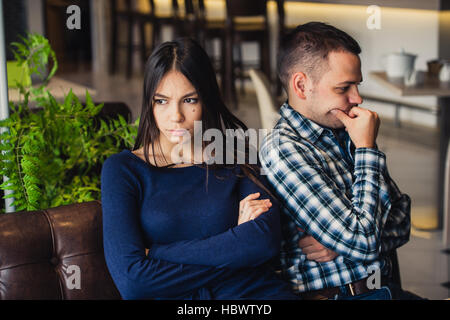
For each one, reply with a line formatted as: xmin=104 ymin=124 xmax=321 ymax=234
xmin=169 ymin=129 xmax=188 ymax=136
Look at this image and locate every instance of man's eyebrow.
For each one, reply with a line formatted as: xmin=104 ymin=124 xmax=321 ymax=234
xmin=336 ymin=77 xmax=363 ymax=86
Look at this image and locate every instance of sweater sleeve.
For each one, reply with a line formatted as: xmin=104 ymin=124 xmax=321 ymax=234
xmin=147 ymin=171 xmax=282 ymax=269
xmin=101 ymin=155 xmax=231 ymax=300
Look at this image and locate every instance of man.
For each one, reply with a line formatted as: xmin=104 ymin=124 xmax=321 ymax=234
xmin=259 ymin=22 xmax=413 ymax=300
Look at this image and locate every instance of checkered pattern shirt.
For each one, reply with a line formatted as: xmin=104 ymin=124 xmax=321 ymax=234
xmin=259 ymin=103 xmax=411 ymax=293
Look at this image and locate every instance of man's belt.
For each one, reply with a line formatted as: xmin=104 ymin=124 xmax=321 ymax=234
xmin=299 ymin=278 xmax=370 ymax=300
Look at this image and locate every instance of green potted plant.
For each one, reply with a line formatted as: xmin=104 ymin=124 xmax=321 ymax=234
xmin=0 ymin=33 xmax=139 ymax=212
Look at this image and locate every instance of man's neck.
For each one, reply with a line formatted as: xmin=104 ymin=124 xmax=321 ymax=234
xmin=287 ymin=95 xmax=309 ymax=118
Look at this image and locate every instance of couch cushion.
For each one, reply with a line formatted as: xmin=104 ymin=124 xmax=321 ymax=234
xmin=0 ymin=201 xmax=121 ymax=300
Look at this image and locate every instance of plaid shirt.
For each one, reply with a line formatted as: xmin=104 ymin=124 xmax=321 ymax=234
xmin=259 ymin=103 xmax=411 ymax=293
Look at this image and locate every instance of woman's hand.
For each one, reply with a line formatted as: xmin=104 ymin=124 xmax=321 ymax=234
xmin=238 ymin=192 xmax=272 ymax=225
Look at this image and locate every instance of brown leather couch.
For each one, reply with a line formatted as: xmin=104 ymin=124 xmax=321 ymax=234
xmin=0 ymin=201 xmax=121 ymax=299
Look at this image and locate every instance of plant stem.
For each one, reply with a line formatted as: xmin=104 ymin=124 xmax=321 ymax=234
xmin=14 ymin=128 xmax=29 ymax=206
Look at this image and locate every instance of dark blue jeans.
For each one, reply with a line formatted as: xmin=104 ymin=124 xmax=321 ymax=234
xmin=333 ymin=286 xmax=392 ymax=300
xmin=384 ymin=282 xmax=427 ymax=300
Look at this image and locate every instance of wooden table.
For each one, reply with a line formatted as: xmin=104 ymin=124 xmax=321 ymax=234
xmin=370 ymin=71 xmax=450 ymax=230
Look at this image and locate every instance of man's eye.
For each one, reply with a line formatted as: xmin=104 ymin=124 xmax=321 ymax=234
xmin=184 ymin=98 xmax=198 ymax=104
xmin=337 ymin=87 xmax=349 ymax=93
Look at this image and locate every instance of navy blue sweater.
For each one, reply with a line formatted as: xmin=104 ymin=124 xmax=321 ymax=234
xmin=101 ymin=150 xmax=297 ymax=300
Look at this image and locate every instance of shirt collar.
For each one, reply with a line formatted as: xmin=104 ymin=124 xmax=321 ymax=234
xmin=279 ymin=102 xmax=333 ymax=144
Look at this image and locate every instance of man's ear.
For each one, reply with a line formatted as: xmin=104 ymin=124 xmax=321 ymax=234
xmin=291 ymin=72 xmax=309 ymax=100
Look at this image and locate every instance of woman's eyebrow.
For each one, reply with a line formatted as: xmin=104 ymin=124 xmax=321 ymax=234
xmin=154 ymin=92 xmax=198 ymax=99
xmin=181 ymin=91 xmax=198 ymax=99
xmin=154 ymin=93 xmax=169 ymax=98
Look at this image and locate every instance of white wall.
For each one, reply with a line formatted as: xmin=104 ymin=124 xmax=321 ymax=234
xmin=199 ymin=1 xmax=441 ymax=127
xmin=277 ymin=2 xmax=440 ymax=127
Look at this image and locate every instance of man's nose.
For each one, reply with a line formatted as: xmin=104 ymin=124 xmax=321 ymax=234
xmin=349 ymin=86 xmax=363 ymax=105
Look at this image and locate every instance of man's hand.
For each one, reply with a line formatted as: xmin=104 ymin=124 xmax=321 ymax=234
xmin=331 ymin=107 xmax=380 ymax=149
xmin=298 ymin=235 xmax=339 ymax=263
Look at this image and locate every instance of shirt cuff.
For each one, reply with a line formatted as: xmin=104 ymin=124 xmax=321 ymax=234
xmin=354 ymin=147 xmax=387 ymax=174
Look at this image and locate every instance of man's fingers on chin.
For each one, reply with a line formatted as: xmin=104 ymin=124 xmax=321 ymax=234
xmin=348 ymin=110 xmax=357 ymax=118
xmin=331 ymin=109 xmax=344 ymax=117
xmin=349 ymin=106 xmax=364 ymax=113
xmin=331 ymin=110 xmax=351 ymax=124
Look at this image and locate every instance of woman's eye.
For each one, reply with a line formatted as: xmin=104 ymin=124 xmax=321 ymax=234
xmin=184 ymin=97 xmax=198 ymax=104
xmin=154 ymin=98 xmax=167 ymax=105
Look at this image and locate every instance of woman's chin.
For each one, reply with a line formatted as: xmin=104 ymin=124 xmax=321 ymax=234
xmin=170 ymin=136 xmax=192 ymax=146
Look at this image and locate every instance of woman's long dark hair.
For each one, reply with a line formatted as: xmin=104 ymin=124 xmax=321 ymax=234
xmin=133 ymin=38 xmax=272 ymax=195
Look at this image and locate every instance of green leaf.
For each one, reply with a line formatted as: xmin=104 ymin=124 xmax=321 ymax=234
xmin=2 ymin=33 xmax=138 ymax=213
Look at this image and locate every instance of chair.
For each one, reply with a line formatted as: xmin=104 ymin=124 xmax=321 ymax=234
xmin=223 ymin=0 xmax=270 ymax=110
xmin=385 ymin=249 xmax=425 ymax=299
xmin=275 ymin=0 xmax=297 ymax=39
xmin=443 ymin=140 xmax=450 ymax=247
xmin=182 ymin=1 xmax=226 ymax=76
xmin=109 ymin=0 xmax=180 ymax=78
xmin=110 ymin=0 xmax=147 ymax=78
xmin=387 ymin=249 xmax=402 ymax=288
xmin=149 ymin=0 xmax=183 ymax=47
xmin=275 ymin=0 xmax=297 ymax=96
xmin=248 ymin=69 xmax=280 ymax=130
xmin=177 ymin=0 xmax=203 ymax=41
xmin=167 ymin=1 xmax=226 ymax=94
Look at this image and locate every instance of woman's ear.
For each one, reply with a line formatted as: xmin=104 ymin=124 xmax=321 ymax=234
xmin=291 ymin=72 xmax=309 ymax=100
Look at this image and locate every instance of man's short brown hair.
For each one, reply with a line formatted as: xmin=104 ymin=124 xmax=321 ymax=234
xmin=277 ymin=22 xmax=361 ymax=91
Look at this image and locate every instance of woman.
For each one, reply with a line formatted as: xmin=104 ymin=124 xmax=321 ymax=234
xmin=101 ymin=38 xmax=297 ymax=300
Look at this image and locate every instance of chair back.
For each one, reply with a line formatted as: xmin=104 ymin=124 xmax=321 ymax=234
xmin=276 ymin=0 xmax=286 ymax=35
xmin=443 ymin=140 xmax=450 ymax=246
xmin=226 ymin=0 xmax=267 ymax=17
xmin=145 ymin=0 xmax=180 ymax=15
xmin=111 ymin=0 xmax=132 ymax=15
xmin=225 ymin=0 xmax=268 ymax=29
xmin=248 ymin=69 xmax=280 ymax=130
xmin=182 ymin=0 xmax=206 ymax=22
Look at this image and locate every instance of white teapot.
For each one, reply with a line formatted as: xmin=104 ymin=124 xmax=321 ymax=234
xmin=439 ymin=60 xmax=450 ymax=82
xmin=384 ymin=49 xmax=417 ymax=79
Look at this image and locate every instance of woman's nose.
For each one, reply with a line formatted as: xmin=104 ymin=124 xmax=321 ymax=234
xmin=170 ymin=105 xmax=184 ymax=122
